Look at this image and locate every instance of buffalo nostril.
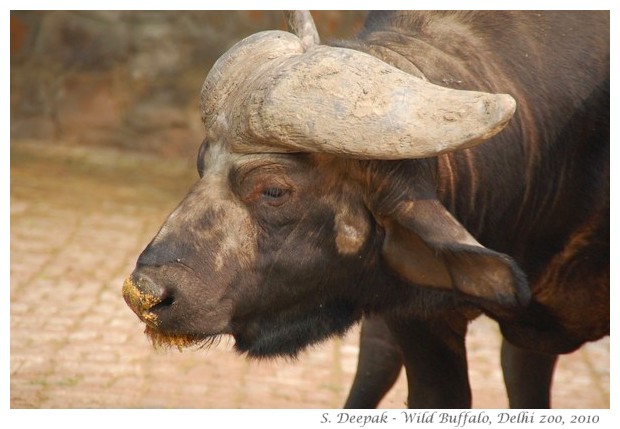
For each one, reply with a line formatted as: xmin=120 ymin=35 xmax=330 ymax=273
xmin=150 ymin=294 xmax=175 ymax=312
xmin=122 ymin=275 xmax=171 ymax=326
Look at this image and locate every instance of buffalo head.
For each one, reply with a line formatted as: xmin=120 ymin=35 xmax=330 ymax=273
xmin=123 ymin=13 xmax=528 ymax=358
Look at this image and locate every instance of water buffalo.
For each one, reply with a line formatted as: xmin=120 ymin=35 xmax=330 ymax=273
xmin=123 ymin=11 xmax=609 ymax=408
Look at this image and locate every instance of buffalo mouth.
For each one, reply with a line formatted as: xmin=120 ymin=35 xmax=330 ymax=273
xmin=134 ymin=301 xmax=360 ymax=357
xmin=139 ymin=300 xmax=361 ymax=357
xmin=124 ymin=268 xmax=362 ymax=357
xmin=123 ymin=271 xmax=233 ymax=351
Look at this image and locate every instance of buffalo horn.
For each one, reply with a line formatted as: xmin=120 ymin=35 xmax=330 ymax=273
xmin=200 ymin=22 xmax=516 ymax=159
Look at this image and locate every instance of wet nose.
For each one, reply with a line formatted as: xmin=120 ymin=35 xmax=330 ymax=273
xmin=122 ymin=274 xmax=170 ymax=327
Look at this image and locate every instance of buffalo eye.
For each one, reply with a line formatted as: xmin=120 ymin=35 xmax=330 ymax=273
xmin=260 ymin=187 xmax=290 ymax=206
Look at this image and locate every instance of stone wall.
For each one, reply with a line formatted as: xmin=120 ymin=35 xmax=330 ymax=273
xmin=10 ymin=11 xmax=366 ymax=158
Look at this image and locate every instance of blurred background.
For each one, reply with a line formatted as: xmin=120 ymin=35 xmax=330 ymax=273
xmin=10 ymin=11 xmax=366 ymax=158
xmin=9 ymin=11 xmax=609 ymax=410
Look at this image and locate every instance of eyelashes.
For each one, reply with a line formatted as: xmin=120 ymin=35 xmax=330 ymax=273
xmin=261 ymin=187 xmax=288 ymax=199
xmin=260 ymin=187 xmax=291 ymax=206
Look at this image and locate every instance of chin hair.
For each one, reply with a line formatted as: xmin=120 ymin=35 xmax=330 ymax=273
xmin=144 ymin=325 xmax=223 ymax=351
xmin=233 ymin=300 xmax=361 ymax=359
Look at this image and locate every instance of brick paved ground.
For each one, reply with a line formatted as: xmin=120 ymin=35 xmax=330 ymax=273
xmin=9 ymin=140 xmax=610 ymax=409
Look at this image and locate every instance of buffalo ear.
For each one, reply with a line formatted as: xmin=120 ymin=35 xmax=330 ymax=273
xmin=381 ymin=199 xmax=530 ymax=315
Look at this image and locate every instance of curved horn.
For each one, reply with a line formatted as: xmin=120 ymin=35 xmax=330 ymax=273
xmin=200 ymin=31 xmax=304 ymax=142
xmin=201 ymin=30 xmax=516 ymax=159
xmin=284 ymin=10 xmax=320 ymax=50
